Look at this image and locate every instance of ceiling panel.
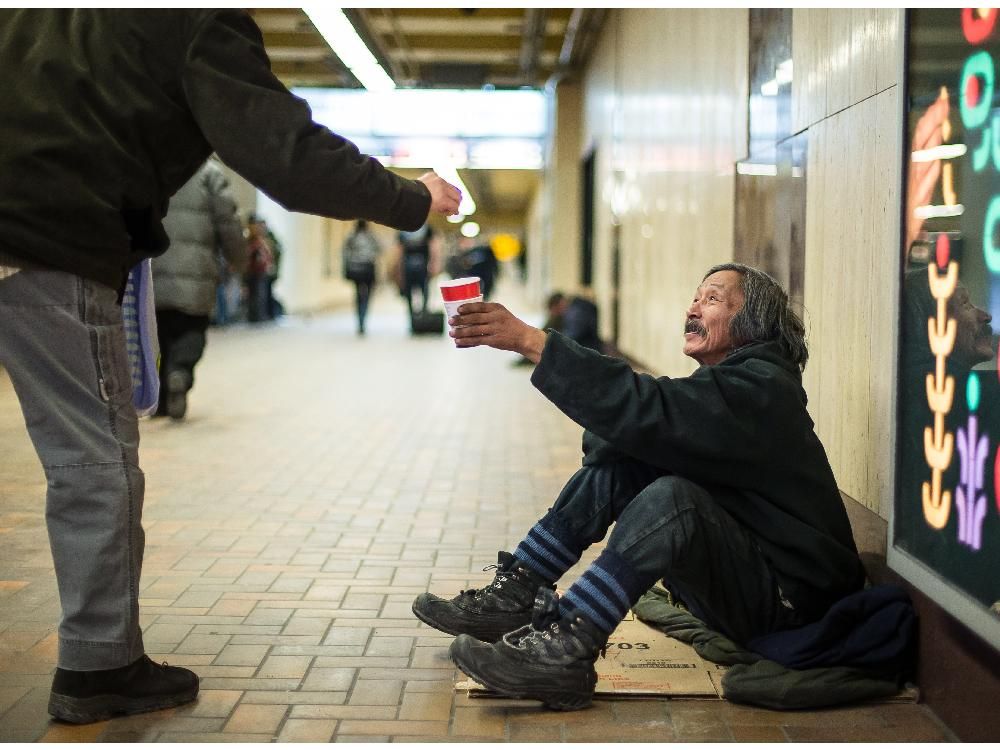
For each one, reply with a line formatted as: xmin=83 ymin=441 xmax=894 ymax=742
xmin=248 ymin=7 xmax=605 ymax=225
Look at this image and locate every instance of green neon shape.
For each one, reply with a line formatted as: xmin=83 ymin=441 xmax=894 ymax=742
xmin=985 ymin=195 xmax=1000 ymax=273
xmin=960 ymin=51 xmax=995 ymax=130
xmin=967 ymin=372 xmax=981 ymax=412
xmin=993 ymin=115 xmax=1000 ymax=170
xmin=974 ymin=124 xmax=992 ymax=171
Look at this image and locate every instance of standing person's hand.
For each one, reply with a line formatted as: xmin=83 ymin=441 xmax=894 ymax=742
xmin=449 ymin=302 xmax=548 ymax=363
xmin=418 ymin=172 xmax=462 ymax=216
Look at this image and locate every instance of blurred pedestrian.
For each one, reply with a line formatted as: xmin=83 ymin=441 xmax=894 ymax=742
xmin=245 ymin=215 xmax=274 ymax=323
xmin=342 ymin=219 xmax=382 ymax=335
xmin=152 ymin=158 xmax=247 ymax=419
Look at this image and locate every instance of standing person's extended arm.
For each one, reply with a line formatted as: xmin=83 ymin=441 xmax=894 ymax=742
xmin=180 ymin=10 xmax=459 ymax=229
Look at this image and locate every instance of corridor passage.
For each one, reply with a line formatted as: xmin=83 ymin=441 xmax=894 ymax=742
xmin=0 ymin=284 xmax=951 ymax=741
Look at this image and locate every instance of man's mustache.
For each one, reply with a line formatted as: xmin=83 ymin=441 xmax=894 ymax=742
xmin=685 ymin=319 xmax=706 ymax=337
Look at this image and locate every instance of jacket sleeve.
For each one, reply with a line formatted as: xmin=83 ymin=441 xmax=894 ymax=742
xmin=530 ymin=332 xmax=794 ymax=485
xmin=203 ymin=162 xmax=248 ymax=274
xmin=180 ymin=10 xmax=430 ymax=231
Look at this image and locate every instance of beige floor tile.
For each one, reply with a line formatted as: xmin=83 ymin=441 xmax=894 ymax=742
xmin=213 ymin=644 xmax=269 ymax=667
xmin=301 ymin=667 xmax=356 ymax=692
xmin=348 ymin=678 xmax=404 ymax=706
xmin=451 ymin=706 xmax=507 ymax=739
xmin=181 ymin=689 xmax=243 ymax=718
xmin=256 ymin=654 xmax=312 ymax=679
xmin=277 ymin=718 xmax=338 ymax=742
xmin=399 ymin=691 xmax=453 ymax=721
xmin=223 ymin=703 xmax=287 ymax=735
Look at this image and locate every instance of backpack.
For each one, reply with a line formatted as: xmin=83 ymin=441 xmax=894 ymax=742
xmin=343 ymin=231 xmax=379 ymax=280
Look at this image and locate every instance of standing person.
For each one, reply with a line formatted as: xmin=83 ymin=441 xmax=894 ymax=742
xmin=244 ymin=215 xmax=274 ymax=323
xmin=262 ymin=218 xmax=284 ymax=319
xmin=152 ymin=158 xmax=246 ymax=420
xmin=0 ymin=8 xmax=460 ymax=725
xmin=397 ymin=223 xmax=435 ymax=319
xmin=459 ymin=237 xmax=499 ymax=300
xmin=342 ymin=220 xmax=382 ymax=336
xmin=412 ymin=264 xmax=864 ymax=710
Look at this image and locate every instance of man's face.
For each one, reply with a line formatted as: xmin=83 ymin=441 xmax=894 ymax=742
xmin=950 ymin=285 xmax=994 ymax=367
xmin=683 ymin=270 xmax=746 ymax=365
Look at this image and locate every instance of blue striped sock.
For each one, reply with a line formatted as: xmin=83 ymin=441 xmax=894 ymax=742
xmin=513 ymin=517 xmax=581 ymax=583
xmin=560 ymin=549 xmax=644 ymax=637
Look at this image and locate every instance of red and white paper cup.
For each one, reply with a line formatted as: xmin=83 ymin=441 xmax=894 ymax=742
xmin=440 ymin=276 xmax=483 ymax=321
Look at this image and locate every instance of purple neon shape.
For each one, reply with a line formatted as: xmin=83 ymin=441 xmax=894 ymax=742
xmin=955 ymin=414 xmax=989 ymax=550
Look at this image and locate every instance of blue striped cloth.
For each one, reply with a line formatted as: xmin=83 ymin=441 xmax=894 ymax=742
xmin=122 ymin=259 xmax=160 ymax=416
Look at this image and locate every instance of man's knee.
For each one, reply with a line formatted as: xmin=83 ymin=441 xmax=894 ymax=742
xmin=638 ymin=475 xmax=704 ymax=517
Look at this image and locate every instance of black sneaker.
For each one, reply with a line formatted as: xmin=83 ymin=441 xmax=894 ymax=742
xmin=412 ymin=551 xmax=554 ymax=643
xmin=166 ymin=370 xmax=189 ymax=420
xmin=48 ymin=655 xmax=199 ymax=724
xmin=449 ymin=588 xmax=607 ymax=711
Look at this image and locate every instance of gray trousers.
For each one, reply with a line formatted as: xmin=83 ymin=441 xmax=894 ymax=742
xmin=0 ymin=257 xmax=145 ymax=670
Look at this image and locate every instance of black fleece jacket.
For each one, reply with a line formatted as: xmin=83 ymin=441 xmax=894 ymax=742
xmin=0 ymin=9 xmax=431 ymax=290
xmin=531 ymin=331 xmax=865 ymax=622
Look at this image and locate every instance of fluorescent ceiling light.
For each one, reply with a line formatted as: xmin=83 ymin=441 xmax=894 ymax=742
xmin=303 ymin=7 xmax=395 ymax=92
xmin=736 ymin=162 xmax=777 ymax=177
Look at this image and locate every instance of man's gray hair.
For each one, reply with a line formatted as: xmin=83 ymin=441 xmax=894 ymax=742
xmin=704 ymin=263 xmax=809 ymax=371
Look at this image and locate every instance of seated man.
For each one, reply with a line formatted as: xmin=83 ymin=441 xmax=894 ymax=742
xmin=412 ymin=262 xmax=865 ymax=710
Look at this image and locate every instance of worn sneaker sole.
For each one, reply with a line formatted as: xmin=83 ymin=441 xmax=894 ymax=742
xmin=450 ymin=636 xmax=594 ymax=711
xmin=411 ymin=596 xmax=528 ymax=644
xmin=48 ymin=684 xmax=199 ymax=724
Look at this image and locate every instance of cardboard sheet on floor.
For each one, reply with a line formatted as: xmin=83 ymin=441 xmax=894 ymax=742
xmin=457 ymin=612 xmax=920 ymax=703
xmin=458 ymin=612 xmax=722 ymax=700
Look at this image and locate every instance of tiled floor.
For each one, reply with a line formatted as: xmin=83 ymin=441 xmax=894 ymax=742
xmin=0 ymin=280 xmax=953 ymax=742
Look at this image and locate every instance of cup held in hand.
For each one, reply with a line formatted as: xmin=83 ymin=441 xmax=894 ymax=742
xmin=440 ymin=277 xmax=483 ymax=321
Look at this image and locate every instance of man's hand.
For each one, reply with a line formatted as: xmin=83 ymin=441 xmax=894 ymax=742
xmin=418 ymin=172 xmax=462 ymax=216
xmin=449 ymin=302 xmax=548 ymax=363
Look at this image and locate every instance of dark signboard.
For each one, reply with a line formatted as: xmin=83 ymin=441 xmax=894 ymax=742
xmin=895 ymin=8 xmax=1000 ymax=649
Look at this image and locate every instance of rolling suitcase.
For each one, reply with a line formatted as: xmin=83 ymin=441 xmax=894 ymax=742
xmin=410 ymin=310 xmax=445 ymax=335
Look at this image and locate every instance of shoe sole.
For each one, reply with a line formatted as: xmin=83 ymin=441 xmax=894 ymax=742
xmin=48 ymin=685 xmax=199 ymax=724
xmin=410 ymin=600 xmax=518 ymax=644
xmin=450 ymin=640 xmax=593 ymax=711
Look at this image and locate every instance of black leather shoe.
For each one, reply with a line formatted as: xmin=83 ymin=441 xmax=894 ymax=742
xmin=48 ymin=655 xmax=199 ymax=724
xmin=412 ymin=551 xmax=554 ymax=643
xmin=450 ymin=588 xmax=606 ymax=711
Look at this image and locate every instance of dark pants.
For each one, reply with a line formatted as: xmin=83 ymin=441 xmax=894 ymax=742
xmin=245 ymin=272 xmax=268 ymax=322
xmin=543 ymin=456 xmax=807 ymax=645
xmin=403 ymin=255 xmax=428 ymax=317
xmin=351 ymin=271 xmax=375 ymax=333
xmin=155 ymin=309 xmax=208 ymax=412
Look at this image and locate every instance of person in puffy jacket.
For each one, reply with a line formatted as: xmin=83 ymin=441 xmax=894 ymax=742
xmin=152 ymin=158 xmax=246 ymax=419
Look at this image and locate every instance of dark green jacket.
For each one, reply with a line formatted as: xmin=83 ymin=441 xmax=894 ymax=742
xmin=531 ymin=332 xmax=864 ymax=622
xmin=0 ymin=9 xmax=431 ymax=290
